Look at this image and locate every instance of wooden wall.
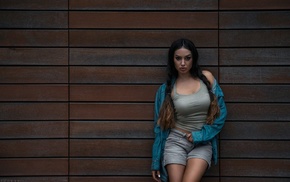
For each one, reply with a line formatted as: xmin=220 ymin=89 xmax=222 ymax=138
xmin=0 ymin=0 xmax=289 ymax=181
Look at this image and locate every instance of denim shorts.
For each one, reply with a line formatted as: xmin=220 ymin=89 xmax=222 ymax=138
xmin=163 ymin=129 xmax=212 ymax=167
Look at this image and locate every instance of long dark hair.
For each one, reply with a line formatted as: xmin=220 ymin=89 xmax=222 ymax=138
xmin=158 ymin=38 xmax=220 ymax=130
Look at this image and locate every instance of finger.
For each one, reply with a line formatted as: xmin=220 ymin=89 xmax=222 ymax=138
xmin=152 ymin=171 xmax=158 ymax=182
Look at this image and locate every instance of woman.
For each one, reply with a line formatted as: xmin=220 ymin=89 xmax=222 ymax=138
xmin=151 ymin=38 xmax=227 ymax=182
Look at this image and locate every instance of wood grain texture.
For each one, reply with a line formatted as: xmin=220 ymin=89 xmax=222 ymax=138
xmin=0 ymin=121 xmax=68 ymax=138
xmin=220 ymin=0 xmax=290 ymax=10
xmin=69 ymin=0 xmax=218 ymax=10
xmin=220 ymin=177 xmax=290 ymax=182
xmin=0 ymin=11 xmax=68 ymax=28
xmin=70 ymin=48 xmax=218 ymax=66
xmin=69 ymin=30 xmax=218 ymax=47
xmin=70 ymin=121 xmax=152 ymax=139
xmin=69 ymin=177 xmax=219 ymax=182
xmin=0 ymin=48 xmax=68 ymax=65
xmin=0 ymin=0 xmax=68 ymax=10
xmin=0 ymin=159 xmax=68 ymax=176
xmin=70 ymin=12 xmax=217 ymax=29
xmin=0 ymin=85 xmax=68 ymax=101
xmin=0 ymin=177 xmax=67 ymax=182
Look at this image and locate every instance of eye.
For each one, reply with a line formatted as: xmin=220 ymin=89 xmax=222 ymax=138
xmin=185 ymin=56 xmax=191 ymax=61
xmin=175 ymin=56 xmax=181 ymax=61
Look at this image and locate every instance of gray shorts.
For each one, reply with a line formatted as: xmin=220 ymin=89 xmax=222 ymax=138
xmin=163 ymin=129 xmax=212 ymax=167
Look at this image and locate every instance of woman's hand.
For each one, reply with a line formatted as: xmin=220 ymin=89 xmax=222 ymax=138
xmin=152 ymin=170 xmax=161 ymax=182
xmin=186 ymin=133 xmax=193 ymax=142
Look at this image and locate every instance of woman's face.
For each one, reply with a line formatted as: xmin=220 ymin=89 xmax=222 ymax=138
xmin=173 ymin=47 xmax=193 ymax=76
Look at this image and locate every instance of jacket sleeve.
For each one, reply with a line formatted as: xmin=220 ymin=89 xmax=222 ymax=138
xmin=191 ymin=79 xmax=227 ymax=145
xmin=151 ymin=84 xmax=165 ymax=170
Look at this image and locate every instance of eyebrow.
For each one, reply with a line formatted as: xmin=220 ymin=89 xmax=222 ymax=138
xmin=175 ymin=54 xmax=192 ymax=57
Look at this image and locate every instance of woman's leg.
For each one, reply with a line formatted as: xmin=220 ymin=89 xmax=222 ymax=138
xmin=182 ymin=158 xmax=208 ymax=182
xmin=166 ymin=164 xmax=186 ymax=182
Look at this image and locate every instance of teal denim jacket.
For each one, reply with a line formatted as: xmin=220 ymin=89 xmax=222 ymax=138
xmin=151 ymin=79 xmax=227 ymax=182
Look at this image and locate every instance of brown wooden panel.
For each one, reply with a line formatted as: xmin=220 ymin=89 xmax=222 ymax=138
xmin=70 ymin=67 xmax=217 ymax=84
xmin=220 ymin=67 xmax=290 ymax=84
xmin=0 ymin=177 xmax=67 ymax=182
xmin=219 ymin=30 xmax=290 ymax=47
xmin=0 ymin=103 xmax=68 ymax=120
xmin=70 ymin=48 xmax=218 ymax=66
xmin=69 ymin=30 xmax=218 ymax=47
xmin=0 ymin=30 xmax=68 ymax=46
xmin=0 ymin=48 xmax=68 ymax=65
xmin=70 ymin=158 xmax=150 ymax=175
xmin=70 ymin=85 xmax=157 ymax=102
xmin=0 ymin=85 xmax=68 ymax=101
xmin=220 ymin=159 xmax=290 ymax=177
xmin=70 ymin=139 xmax=152 ymax=157
xmin=0 ymin=67 xmax=68 ymax=83
xmin=222 ymin=85 xmax=290 ymax=102
xmin=0 ymin=121 xmax=68 ymax=138
xmin=70 ymin=121 xmax=152 ymax=138
xmin=220 ymin=11 xmax=290 ymax=29
xmin=0 ymin=0 xmax=68 ymax=10
xmin=220 ymin=0 xmax=290 ymax=10
xmin=221 ymin=177 xmax=290 ymax=182
xmin=0 ymin=11 xmax=67 ymax=28
xmin=0 ymin=139 xmax=68 ymax=157
xmin=70 ymin=158 xmax=219 ymax=176
xmin=69 ymin=0 xmax=218 ymax=10
xmin=219 ymin=48 xmax=290 ymax=66
xmin=70 ymin=12 xmax=217 ymax=28
xmin=220 ymin=141 xmax=290 ymax=158
xmin=221 ymin=122 xmax=290 ymax=140
xmin=226 ymin=104 xmax=290 ymax=121
xmin=70 ymin=66 xmax=166 ymax=84
xmin=70 ymin=103 xmax=153 ymax=120
xmin=0 ymin=159 xmax=68 ymax=176
xmin=70 ymin=177 xmax=219 ymax=182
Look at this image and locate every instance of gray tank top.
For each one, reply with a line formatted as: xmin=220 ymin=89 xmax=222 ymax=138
xmin=172 ymin=80 xmax=210 ymax=132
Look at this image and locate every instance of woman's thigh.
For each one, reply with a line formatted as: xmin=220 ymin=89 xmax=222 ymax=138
xmin=166 ymin=164 xmax=186 ymax=182
xmin=182 ymin=158 xmax=208 ymax=182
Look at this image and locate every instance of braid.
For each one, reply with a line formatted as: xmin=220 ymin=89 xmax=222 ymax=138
xmin=157 ymin=75 xmax=176 ymax=130
xmin=199 ymin=72 xmax=220 ymax=125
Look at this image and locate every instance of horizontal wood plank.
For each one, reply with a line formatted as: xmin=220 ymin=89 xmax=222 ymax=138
xmin=0 ymin=85 xmax=68 ymax=101
xmin=222 ymin=85 xmax=290 ymax=102
xmin=70 ymin=139 xmax=152 ymax=157
xmin=70 ymin=12 xmax=217 ymax=29
xmin=70 ymin=67 xmax=217 ymax=84
xmin=69 ymin=177 xmax=219 ymax=182
xmin=70 ymin=85 xmax=157 ymax=102
xmin=0 ymin=121 xmax=68 ymax=138
xmin=0 ymin=11 xmax=67 ymax=28
xmin=70 ymin=103 xmax=153 ymax=120
xmin=0 ymin=48 xmax=68 ymax=65
xmin=69 ymin=0 xmax=218 ymax=10
xmin=220 ymin=11 xmax=290 ymax=29
xmin=70 ymin=158 xmax=219 ymax=176
xmin=221 ymin=122 xmax=290 ymax=140
xmin=220 ymin=0 xmax=290 ymax=10
xmin=220 ymin=177 xmax=290 ymax=182
xmin=226 ymin=104 xmax=290 ymax=121
xmin=70 ymin=121 xmax=152 ymax=138
xmin=70 ymin=48 xmax=218 ymax=66
xmin=220 ymin=159 xmax=290 ymax=177
xmin=0 ymin=177 xmax=67 ymax=182
xmin=219 ymin=48 xmax=290 ymax=65
xmin=0 ymin=159 xmax=68 ymax=176
xmin=0 ymin=139 xmax=68 ymax=157
xmin=0 ymin=30 xmax=68 ymax=47
xmin=0 ymin=67 xmax=68 ymax=83
xmin=219 ymin=30 xmax=290 ymax=47
xmin=0 ymin=103 xmax=68 ymax=120
xmin=0 ymin=0 xmax=68 ymax=10
xmin=220 ymin=67 xmax=290 ymax=84
xmin=220 ymin=141 xmax=290 ymax=158
xmin=70 ymin=30 xmax=218 ymax=47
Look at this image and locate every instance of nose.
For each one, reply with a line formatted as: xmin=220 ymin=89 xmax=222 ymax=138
xmin=181 ymin=59 xmax=185 ymax=66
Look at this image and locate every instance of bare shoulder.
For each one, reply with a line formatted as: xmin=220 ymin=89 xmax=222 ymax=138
xmin=202 ymin=70 xmax=215 ymax=86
